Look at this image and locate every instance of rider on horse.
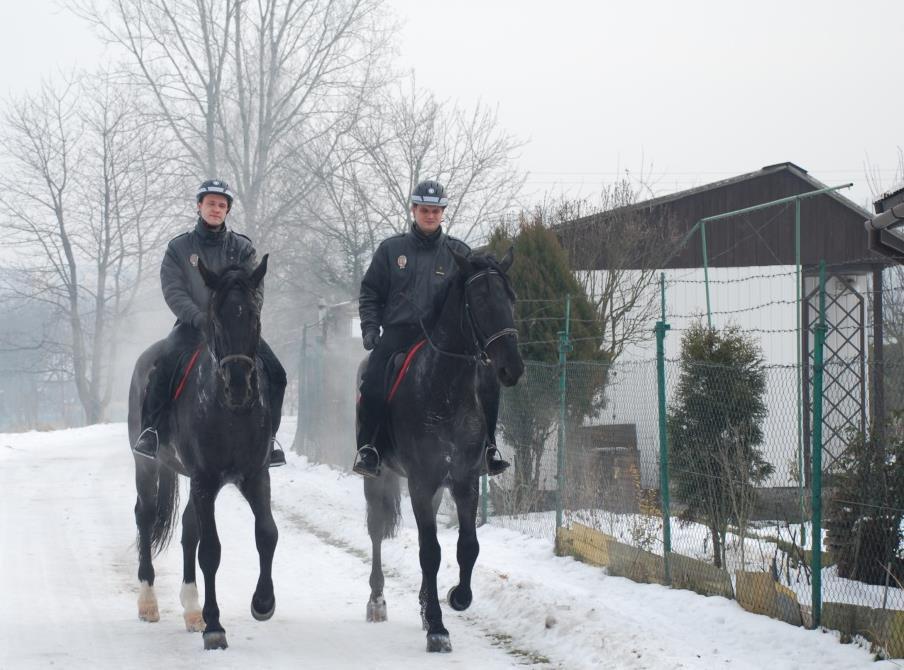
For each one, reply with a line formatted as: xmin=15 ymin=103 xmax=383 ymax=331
xmin=353 ymin=179 xmax=510 ymax=478
xmin=131 ymin=179 xmax=287 ymax=467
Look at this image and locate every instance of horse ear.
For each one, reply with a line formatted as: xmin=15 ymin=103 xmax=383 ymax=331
xmin=250 ymin=254 xmax=268 ymax=288
xmin=499 ymin=246 xmax=514 ymax=273
xmin=449 ymin=246 xmax=471 ymax=273
xmin=197 ymin=257 xmax=218 ymax=289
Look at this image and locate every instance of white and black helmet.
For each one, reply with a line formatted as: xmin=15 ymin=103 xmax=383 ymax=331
xmin=196 ymin=179 xmax=234 ymax=209
xmin=410 ymin=180 xmax=448 ymax=207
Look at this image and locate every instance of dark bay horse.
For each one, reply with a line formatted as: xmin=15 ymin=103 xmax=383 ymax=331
xmin=363 ymin=249 xmax=523 ymax=653
xmin=128 ymin=255 xmax=276 ymax=650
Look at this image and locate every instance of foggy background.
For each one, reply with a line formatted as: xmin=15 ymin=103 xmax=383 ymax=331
xmin=1 ymin=0 xmax=902 ymax=438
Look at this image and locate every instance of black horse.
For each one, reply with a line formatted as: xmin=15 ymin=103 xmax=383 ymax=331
xmin=363 ymin=249 xmax=523 ymax=653
xmin=128 ymin=255 xmax=276 ymax=650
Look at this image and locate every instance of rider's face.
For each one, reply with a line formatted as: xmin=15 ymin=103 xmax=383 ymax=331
xmin=412 ymin=204 xmax=444 ymax=234
xmin=198 ymin=194 xmax=230 ymax=227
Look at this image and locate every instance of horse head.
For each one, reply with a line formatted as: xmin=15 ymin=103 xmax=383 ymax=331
xmin=198 ymin=254 xmax=268 ymax=410
xmin=451 ymin=247 xmax=524 ymax=387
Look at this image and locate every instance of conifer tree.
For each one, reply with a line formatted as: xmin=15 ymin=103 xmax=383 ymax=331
xmin=487 ymin=214 xmax=608 ymax=512
xmin=667 ymin=322 xmax=772 ymax=567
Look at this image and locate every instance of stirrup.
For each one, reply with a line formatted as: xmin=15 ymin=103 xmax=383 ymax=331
xmin=269 ymin=437 xmax=287 ymax=468
xmin=353 ymin=445 xmax=381 ymax=478
xmin=132 ymin=427 xmax=159 ymax=460
xmin=484 ymin=445 xmax=510 ymax=477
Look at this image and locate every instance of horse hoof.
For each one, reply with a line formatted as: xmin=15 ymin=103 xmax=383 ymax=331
xmin=251 ymin=598 xmax=275 ymax=621
xmin=138 ymin=605 xmax=160 ymax=623
xmin=366 ymin=596 xmax=387 ymax=622
xmin=138 ymin=583 xmax=159 ymax=622
xmin=426 ymin=633 xmax=452 ymax=653
xmin=447 ymin=585 xmax=472 ymax=611
xmin=184 ymin=611 xmax=205 ymax=632
xmin=203 ymin=631 xmax=228 ymax=650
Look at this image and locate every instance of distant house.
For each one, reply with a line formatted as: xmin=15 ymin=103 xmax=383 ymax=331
xmin=556 ymin=162 xmax=888 ymax=489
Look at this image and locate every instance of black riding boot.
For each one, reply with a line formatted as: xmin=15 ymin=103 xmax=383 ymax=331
xmin=132 ymin=364 xmax=170 ymax=459
xmin=260 ymin=338 xmax=288 ymax=468
xmin=353 ymin=399 xmax=382 ymax=478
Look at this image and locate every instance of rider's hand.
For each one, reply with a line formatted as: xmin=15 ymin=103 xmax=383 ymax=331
xmin=363 ymin=329 xmax=381 ymax=351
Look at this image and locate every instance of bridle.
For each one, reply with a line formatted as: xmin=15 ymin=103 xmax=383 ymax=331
xmin=418 ymin=268 xmax=518 ymax=365
xmin=208 ymin=300 xmax=261 ymax=400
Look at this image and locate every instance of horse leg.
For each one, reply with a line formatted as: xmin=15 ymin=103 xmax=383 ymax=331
xmin=239 ymin=470 xmax=278 ymax=621
xmin=191 ymin=478 xmax=227 ymax=650
xmin=179 ymin=498 xmax=205 ymax=632
xmin=134 ymin=458 xmax=159 ymax=623
xmin=409 ymin=483 xmax=450 ymax=653
xmin=364 ymin=473 xmax=400 ymax=622
xmin=418 ymin=489 xmax=444 ymax=630
xmin=447 ymin=479 xmax=480 ymax=612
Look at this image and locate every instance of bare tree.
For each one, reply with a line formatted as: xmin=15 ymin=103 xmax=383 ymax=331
xmin=307 ymin=77 xmax=526 ymax=295
xmin=556 ymin=179 xmax=678 ymax=361
xmin=0 ymin=74 xmax=178 ymax=424
xmin=73 ymin=0 xmax=395 ymax=250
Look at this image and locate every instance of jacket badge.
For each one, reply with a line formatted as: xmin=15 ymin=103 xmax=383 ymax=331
xmin=397 ymin=254 xmax=407 ymax=269
xmin=189 ymin=253 xmax=199 ymax=267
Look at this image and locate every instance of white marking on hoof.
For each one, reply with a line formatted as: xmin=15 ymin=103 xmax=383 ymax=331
xmin=137 ymin=581 xmax=159 ymax=622
xmin=180 ymin=582 xmax=205 ymax=632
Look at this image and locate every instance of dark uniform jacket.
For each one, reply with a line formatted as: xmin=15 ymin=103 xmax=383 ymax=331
xmin=162 ymin=219 xmax=257 ymax=328
xmin=359 ymin=224 xmax=470 ymax=335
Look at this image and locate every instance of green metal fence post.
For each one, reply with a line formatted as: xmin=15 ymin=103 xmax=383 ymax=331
xmin=655 ymin=273 xmax=672 ymax=584
xmin=811 ymin=261 xmax=827 ymax=628
xmin=796 ymin=198 xmax=806 ymax=547
xmin=555 ymin=294 xmax=572 ymax=530
xmin=701 ymin=221 xmax=712 ymax=328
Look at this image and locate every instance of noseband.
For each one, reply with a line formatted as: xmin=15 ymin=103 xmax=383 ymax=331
xmin=218 ymin=353 xmax=256 ymax=370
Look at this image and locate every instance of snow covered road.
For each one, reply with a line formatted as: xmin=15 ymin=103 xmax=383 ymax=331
xmin=0 ymin=423 xmax=896 ymax=669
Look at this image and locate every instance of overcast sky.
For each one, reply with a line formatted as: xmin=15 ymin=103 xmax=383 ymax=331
xmin=4 ymin=0 xmax=902 ymax=211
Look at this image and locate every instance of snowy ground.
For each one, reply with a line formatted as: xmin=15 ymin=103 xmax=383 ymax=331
xmin=0 ymin=421 xmax=898 ymax=669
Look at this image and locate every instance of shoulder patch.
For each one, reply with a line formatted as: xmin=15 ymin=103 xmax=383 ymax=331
xmin=168 ymin=231 xmax=190 ymax=243
xmin=234 ymin=232 xmax=253 ymax=243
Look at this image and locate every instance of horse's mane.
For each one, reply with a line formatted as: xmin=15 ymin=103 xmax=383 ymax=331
xmin=210 ymin=265 xmax=263 ymax=314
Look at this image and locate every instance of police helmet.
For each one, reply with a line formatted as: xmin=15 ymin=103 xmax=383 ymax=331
xmin=410 ymin=180 xmax=448 ymax=208
xmin=196 ymin=179 xmax=234 ymax=210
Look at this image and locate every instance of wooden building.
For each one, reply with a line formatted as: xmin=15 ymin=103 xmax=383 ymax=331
xmin=559 ymin=161 xmax=882 ymax=272
xmin=557 ymin=162 xmax=890 ymax=488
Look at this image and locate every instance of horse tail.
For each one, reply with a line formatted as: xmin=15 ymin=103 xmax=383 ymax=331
xmin=365 ymin=472 xmax=401 ymax=540
xmin=151 ymin=466 xmax=180 ymax=556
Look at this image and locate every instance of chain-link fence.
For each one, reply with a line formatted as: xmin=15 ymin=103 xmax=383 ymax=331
xmin=293 ymin=263 xmax=904 ymax=658
xmin=485 ymin=353 xmax=904 ymax=658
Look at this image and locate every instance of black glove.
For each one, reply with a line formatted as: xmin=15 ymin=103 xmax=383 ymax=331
xmin=363 ymin=329 xmax=381 ymax=351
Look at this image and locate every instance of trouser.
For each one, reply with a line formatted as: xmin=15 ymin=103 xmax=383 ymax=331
xmin=356 ymin=325 xmax=501 ymax=451
xmin=141 ymin=323 xmax=286 ymax=435
xmin=357 ymin=325 xmax=421 ymax=449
